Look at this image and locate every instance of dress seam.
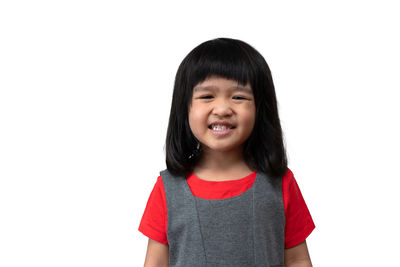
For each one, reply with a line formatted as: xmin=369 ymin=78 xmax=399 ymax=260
xmin=252 ymin=180 xmax=256 ymax=265
xmin=194 ymin=197 xmax=208 ymax=263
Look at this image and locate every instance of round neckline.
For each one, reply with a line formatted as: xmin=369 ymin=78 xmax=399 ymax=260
xmin=187 ymin=171 xmax=257 ymax=184
xmin=184 ymin=171 xmax=258 ymax=200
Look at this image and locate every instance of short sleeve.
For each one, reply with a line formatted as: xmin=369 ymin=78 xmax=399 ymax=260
xmin=282 ymin=169 xmax=315 ymax=249
xmin=138 ymin=176 xmax=168 ymax=245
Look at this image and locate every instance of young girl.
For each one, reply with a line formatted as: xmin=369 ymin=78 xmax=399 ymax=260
xmin=139 ymin=38 xmax=315 ymax=267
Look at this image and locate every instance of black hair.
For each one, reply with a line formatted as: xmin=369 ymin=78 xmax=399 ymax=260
xmin=165 ymin=38 xmax=288 ymax=178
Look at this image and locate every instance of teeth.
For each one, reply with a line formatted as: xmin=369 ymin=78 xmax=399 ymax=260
xmin=212 ymin=125 xmax=228 ymax=131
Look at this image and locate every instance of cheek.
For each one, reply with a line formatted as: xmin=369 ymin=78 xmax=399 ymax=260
xmin=243 ymin=115 xmax=255 ymax=133
xmin=241 ymin=105 xmax=256 ymax=127
xmin=188 ymin=107 xmax=206 ymax=134
xmin=241 ymin=110 xmax=256 ymax=139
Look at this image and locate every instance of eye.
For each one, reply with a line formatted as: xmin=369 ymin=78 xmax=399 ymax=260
xmin=232 ymin=96 xmax=247 ymax=100
xmin=199 ymin=95 xmax=213 ymax=99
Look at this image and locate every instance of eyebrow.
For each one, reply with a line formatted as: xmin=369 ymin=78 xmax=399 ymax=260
xmin=193 ymin=85 xmax=253 ymax=93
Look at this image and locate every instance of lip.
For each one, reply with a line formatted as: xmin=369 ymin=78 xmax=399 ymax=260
xmin=209 ymin=128 xmax=234 ymax=136
xmin=208 ymin=121 xmax=236 ymax=129
xmin=208 ymin=121 xmax=236 ymax=136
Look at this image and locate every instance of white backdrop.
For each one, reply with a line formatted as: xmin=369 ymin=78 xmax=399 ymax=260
xmin=1 ymin=0 xmax=399 ymax=266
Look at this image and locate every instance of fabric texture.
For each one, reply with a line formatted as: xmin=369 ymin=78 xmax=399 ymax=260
xmin=161 ymin=169 xmax=285 ymax=266
xmin=139 ymin=168 xmax=315 ymax=249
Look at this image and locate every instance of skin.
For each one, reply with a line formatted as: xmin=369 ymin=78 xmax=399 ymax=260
xmin=284 ymin=241 xmax=313 ymax=267
xmin=143 ymin=77 xmax=313 ymax=266
xmin=144 ymin=239 xmax=169 ymax=267
xmin=189 ymin=76 xmax=256 ymax=181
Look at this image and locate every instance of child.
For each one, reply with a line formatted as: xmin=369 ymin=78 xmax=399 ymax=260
xmin=139 ymin=38 xmax=315 ymax=266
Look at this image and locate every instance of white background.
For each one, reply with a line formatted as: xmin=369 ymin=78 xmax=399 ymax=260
xmin=1 ymin=0 xmax=399 ymax=266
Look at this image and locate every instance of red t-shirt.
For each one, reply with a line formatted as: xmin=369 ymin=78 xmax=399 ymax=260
xmin=139 ymin=168 xmax=315 ymax=249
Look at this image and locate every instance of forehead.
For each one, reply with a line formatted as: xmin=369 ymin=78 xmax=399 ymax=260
xmin=193 ymin=77 xmax=252 ymax=93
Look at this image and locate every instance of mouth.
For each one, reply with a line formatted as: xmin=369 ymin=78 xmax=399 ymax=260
xmin=208 ymin=122 xmax=236 ymax=133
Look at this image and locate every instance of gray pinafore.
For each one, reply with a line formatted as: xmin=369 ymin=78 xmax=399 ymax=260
xmin=161 ymin=169 xmax=285 ymax=267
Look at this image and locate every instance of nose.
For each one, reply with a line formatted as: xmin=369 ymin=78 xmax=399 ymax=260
xmin=212 ymin=99 xmax=233 ymax=117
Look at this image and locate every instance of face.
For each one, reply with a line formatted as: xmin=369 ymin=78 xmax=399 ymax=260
xmin=188 ymin=76 xmax=256 ymax=155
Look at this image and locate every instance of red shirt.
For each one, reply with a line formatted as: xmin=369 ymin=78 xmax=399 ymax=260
xmin=139 ymin=168 xmax=315 ymax=249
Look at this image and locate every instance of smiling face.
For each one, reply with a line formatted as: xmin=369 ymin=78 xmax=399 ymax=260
xmin=188 ymin=76 xmax=256 ymax=155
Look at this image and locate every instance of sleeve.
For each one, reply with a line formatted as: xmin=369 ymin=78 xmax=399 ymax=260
xmin=282 ymin=168 xmax=315 ymax=249
xmin=138 ymin=176 xmax=169 ymax=245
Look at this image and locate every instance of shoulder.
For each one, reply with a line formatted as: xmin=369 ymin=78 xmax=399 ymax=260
xmin=282 ymin=167 xmax=295 ymax=184
xmin=159 ymin=169 xmax=184 ymax=180
xmin=282 ymin=167 xmax=299 ymax=196
xmin=142 ymin=175 xmax=166 ymax=208
xmin=282 ymin=168 xmax=301 ymax=204
xmin=147 ymin=175 xmax=166 ymax=204
xmin=155 ymin=175 xmax=164 ymax=189
xmin=159 ymin=169 xmax=187 ymax=189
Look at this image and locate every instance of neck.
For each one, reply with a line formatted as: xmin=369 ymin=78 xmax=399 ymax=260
xmin=193 ymin=147 xmax=254 ymax=181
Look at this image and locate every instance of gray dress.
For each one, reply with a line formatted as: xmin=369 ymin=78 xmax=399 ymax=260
xmin=161 ymin=169 xmax=285 ymax=267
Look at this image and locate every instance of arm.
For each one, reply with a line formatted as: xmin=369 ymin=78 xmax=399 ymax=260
xmin=144 ymin=238 xmax=169 ymax=267
xmin=284 ymin=240 xmax=312 ymax=267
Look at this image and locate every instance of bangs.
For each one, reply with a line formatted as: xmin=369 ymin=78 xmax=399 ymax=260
xmin=184 ymin=38 xmax=255 ymax=88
